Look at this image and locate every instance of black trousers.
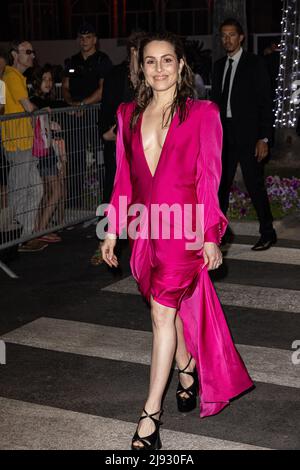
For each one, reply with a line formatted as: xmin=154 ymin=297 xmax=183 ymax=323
xmin=219 ymin=119 xmax=274 ymax=237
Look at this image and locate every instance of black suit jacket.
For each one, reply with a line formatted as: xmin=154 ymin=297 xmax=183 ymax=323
xmin=211 ymin=51 xmax=273 ymax=149
xmin=100 ymin=61 xmax=134 ymax=137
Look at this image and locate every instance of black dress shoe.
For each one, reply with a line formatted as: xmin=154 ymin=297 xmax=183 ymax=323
xmin=251 ymin=233 xmax=277 ymax=251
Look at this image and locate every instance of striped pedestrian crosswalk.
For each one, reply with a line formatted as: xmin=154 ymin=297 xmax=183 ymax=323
xmin=2 ymin=317 xmax=300 ymax=389
xmin=0 ymin=397 xmax=269 ymax=450
xmin=222 ymin=243 xmax=300 ymax=265
xmin=0 ymin=239 xmax=300 ymax=450
xmin=102 ymin=273 xmax=300 ymax=314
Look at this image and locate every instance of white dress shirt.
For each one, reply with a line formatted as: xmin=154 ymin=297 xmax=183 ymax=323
xmin=222 ymin=47 xmax=243 ymax=118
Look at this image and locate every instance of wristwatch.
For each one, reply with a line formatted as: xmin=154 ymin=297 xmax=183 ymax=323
xmin=262 ymin=137 xmax=269 ymax=143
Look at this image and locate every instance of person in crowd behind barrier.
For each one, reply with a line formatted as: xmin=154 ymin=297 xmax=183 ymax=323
xmin=90 ymin=30 xmax=146 ymax=266
xmin=184 ymin=41 xmax=210 ymax=99
xmin=211 ymin=18 xmax=277 ymax=251
xmin=52 ymin=64 xmax=64 ymax=85
xmin=62 ymin=22 xmax=113 ymax=209
xmin=2 ymin=40 xmax=48 ymax=252
xmin=30 ymin=65 xmax=67 ymax=243
xmin=0 ymin=49 xmax=8 ymax=210
xmin=101 ymin=31 xmax=147 ymax=204
xmin=194 ymin=72 xmax=206 ymax=99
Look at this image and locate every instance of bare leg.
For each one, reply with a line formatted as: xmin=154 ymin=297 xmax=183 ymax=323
xmin=35 ymin=176 xmax=62 ymax=232
xmin=56 ymin=165 xmax=67 ymax=226
xmin=133 ymin=296 xmax=177 ymax=449
xmin=175 ymin=313 xmax=196 ymax=398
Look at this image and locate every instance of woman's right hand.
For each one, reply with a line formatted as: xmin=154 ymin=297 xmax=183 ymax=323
xmin=101 ymin=236 xmax=118 ymax=268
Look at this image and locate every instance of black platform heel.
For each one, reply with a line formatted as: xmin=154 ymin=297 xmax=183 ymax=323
xmin=131 ymin=408 xmax=163 ymax=450
xmin=176 ymin=355 xmax=198 ymax=413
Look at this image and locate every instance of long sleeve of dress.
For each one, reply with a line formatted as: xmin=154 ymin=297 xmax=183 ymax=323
xmin=195 ymin=102 xmax=228 ymax=245
xmin=105 ymin=103 xmax=132 ymax=237
xmin=178 ymin=103 xmax=253 ymax=419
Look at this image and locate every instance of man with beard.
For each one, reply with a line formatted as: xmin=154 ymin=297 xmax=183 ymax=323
xmin=212 ymin=18 xmax=276 ymax=251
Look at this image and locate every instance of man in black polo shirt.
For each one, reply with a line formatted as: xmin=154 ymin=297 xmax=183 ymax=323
xmin=63 ymin=23 xmax=112 ymax=106
xmin=63 ymin=23 xmax=112 ymax=208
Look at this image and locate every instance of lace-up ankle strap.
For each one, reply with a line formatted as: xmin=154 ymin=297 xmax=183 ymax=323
xmin=140 ymin=408 xmax=163 ymax=425
xmin=178 ymin=355 xmax=193 ymax=374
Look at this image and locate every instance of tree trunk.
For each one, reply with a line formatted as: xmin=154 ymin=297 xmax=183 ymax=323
xmin=272 ymin=1 xmax=300 ymax=166
xmin=212 ymin=0 xmax=248 ymax=63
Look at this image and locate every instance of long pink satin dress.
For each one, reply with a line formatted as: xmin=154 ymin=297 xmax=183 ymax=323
xmin=106 ymin=98 xmax=254 ymax=418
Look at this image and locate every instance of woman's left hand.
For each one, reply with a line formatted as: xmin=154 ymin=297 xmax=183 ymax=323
xmin=203 ymin=242 xmax=223 ymax=270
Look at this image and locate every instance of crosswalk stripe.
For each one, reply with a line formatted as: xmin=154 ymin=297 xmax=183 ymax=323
xmin=0 ymin=397 xmax=270 ymax=450
xmin=2 ymin=317 xmax=299 ymax=389
xmin=222 ymin=243 xmax=300 ymax=265
xmin=102 ymin=275 xmax=300 ymax=314
xmin=1 ymin=238 xmax=299 ymax=451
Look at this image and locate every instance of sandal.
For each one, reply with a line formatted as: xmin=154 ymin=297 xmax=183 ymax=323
xmin=18 ymin=239 xmax=48 ymax=252
xmin=131 ymin=408 xmax=163 ymax=450
xmin=176 ymin=355 xmax=198 ymax=413
xmin=38 ymin=233 xmax=62 ymax=243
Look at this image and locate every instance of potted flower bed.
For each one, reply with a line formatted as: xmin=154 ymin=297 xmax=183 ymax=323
xmin=228 ymin=176 xmax=300 ymax=220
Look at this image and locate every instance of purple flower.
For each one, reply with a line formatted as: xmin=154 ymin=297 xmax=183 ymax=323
xmin=229 ymin=175 xmax=300 ymax=219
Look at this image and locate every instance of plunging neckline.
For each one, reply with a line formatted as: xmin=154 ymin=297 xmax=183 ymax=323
xmin=139 ymin=108 xmax=177 ymax=178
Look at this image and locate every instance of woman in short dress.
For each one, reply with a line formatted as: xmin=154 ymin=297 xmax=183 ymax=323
xmin=101 ymin=32 xmax=253 ymax=450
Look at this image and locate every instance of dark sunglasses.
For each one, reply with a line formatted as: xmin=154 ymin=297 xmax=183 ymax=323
xmin=14 ymin=48 xmax=36 ymax=56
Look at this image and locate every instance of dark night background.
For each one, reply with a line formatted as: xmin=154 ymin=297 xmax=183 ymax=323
xmin=0 ymin=0 xmax=282 ymax=41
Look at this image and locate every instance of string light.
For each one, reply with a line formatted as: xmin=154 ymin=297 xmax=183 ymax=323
xmin=274 ymin=0 xmax=300 ymax=128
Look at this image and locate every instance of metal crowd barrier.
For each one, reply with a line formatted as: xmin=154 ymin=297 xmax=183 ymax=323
xmin=0 ymin=104 xmax=104 ymax=271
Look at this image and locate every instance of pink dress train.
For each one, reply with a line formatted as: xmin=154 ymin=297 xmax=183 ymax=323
xmin=105 ymin=99 xmax=254 ymax=417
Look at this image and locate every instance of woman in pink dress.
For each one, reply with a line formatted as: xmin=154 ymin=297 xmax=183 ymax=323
xmin=100 ymin=32 xmax=254 ymax=450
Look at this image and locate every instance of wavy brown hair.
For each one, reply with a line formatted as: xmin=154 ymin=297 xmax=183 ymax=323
xmin=32 ymin=64 xmax=55 ymax=100
xmin=130 ymin=32 xmax=195 ymax=130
